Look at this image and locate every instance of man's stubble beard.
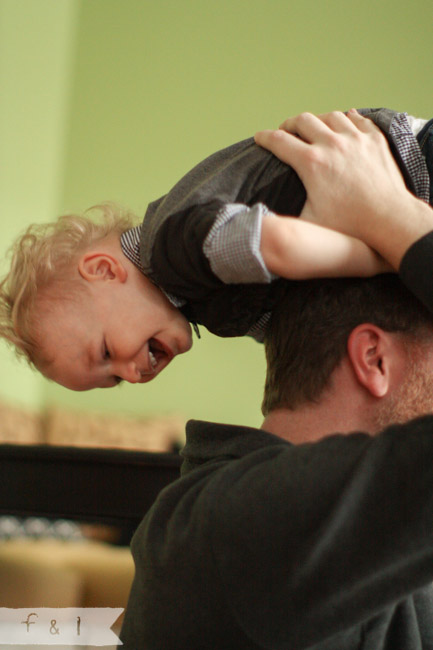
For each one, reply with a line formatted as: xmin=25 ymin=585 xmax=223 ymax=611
xmin=371 ymin=344 xmax=433 ymax=433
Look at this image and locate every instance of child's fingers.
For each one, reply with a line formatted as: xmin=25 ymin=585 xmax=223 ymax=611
xmin=254 ymin=129 xmax=309 ymax=167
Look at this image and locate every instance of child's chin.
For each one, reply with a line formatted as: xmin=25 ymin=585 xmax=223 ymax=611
xmin=180 ymin=334 xmax=194 ymax=354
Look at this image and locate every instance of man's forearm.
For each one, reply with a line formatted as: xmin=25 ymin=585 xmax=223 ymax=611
xmin=354 ymin=194 xmax=433 ymax=271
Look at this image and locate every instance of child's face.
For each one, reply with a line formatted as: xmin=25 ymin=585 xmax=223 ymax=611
xmin=36 ymin=270 xmax=193 ymax=391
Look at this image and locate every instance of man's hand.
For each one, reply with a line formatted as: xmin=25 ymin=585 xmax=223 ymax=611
xmin=255 ymin=110 xmax=406 ymax=236
xmin=255 ymin=110 xmax=433 ymax=269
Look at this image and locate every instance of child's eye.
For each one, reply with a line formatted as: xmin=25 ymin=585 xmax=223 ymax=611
xmin=103 ymin=342 xmax=111 ymax=360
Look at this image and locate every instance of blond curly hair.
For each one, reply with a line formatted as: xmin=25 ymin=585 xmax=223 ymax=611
xmin=0 ymin=203 xmax=138 ymax=366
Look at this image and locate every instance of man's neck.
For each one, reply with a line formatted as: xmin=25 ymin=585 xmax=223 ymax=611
xmin=261 ymin=361 xmax=373 ymax=445
xmin=261 ymin=405 xmax=354 ymax=445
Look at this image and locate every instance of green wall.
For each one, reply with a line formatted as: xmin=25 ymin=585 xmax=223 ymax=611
xmin=1 ymin=0 xmax=431 ymax=426
xmin=0 ymin=0 xmax=79 ymax=408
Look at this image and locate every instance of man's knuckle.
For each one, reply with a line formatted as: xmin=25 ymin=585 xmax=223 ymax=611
xmin=305 ymin=148 xmax=324 ymax=168
xmin=270 ymin=129 xmax=287 ymax=144
xmin=298 ymin=112 xmax=313 ymax=124
xmin=372 ymin=129 xmax=386 ymax=143
xmin=327 ymin=131 xmax=344 ymax=149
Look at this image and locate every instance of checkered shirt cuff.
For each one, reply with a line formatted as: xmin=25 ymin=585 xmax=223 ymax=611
xmin=390 ymin=113 xmax=430 ymax=202
xmin=203 ymin=203 xmax=278 ymax=284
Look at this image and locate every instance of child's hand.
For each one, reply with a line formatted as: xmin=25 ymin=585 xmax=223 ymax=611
xmin=255 ymin=110 xmax=433 ymax=269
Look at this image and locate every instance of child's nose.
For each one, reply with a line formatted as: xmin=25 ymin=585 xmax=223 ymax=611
xmin=117 ymin=361 xmax=141 ymax=384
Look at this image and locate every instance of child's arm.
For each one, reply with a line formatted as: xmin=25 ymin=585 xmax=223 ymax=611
xmin=260 ymin=214 xmax=391 ymax=280
xmin=255 ymin=110 xmax=433 ymax=271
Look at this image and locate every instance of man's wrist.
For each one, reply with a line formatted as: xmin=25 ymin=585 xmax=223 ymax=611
xmin=359 ymin=196 xmax=433 ymax=270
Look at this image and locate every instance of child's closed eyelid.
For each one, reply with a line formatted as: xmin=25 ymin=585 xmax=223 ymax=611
xmin=103 ymin=340 xmax=111 ymax=360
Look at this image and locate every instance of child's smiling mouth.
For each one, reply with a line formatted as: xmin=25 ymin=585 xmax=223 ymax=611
xmin=142 ymin=338 xmax=174 ymax=381
xmin=149 ymin=349 xmax=158 ymax=369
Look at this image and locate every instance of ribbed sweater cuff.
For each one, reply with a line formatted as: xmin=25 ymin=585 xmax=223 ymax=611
xmin=399 ymin=230 xmax=433 ymax=309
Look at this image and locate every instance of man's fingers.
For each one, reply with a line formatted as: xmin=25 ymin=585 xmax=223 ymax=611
xmin=279 ymin=111 xmax=358 ymax=139
xmin=316 ymin=110 xmax=359 ymax=133
xmin=279 ymin=110 xmax=382 ymax=139
xmin=254 ymin=129 xmax=309 ymax=166
xmin=346 ymin=109 xmax=382 ymax=134
xmin=278 ymin=112 xmax=330 ymax=142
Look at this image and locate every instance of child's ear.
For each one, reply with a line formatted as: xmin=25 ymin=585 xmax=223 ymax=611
xmin=346 ymin=324 xmax=393 ymax=398
xmin=78 ymin=252 xmax=127 ymax=283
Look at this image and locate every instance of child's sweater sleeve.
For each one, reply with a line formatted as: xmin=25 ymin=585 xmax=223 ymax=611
xmin=138 ymin=139 xmax=304 ymax=336
xmin=140 ymin=138 xmax=304 ymax=298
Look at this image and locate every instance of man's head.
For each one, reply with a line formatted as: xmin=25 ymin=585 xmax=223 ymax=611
xmin=262 ymin=274 xmax=433 ymax=433
xmin=0 ymin=204 xmax=192 ymax=389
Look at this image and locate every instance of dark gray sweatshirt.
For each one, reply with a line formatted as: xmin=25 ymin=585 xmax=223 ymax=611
xmin=121 ymin=416 xmax=433 ymax=649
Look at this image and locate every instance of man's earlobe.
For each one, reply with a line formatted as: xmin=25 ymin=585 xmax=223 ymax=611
xmin=347 ymin=324 xmax=390 ymax=398
xmin=78 ymin=252 xmax=128 ymax=282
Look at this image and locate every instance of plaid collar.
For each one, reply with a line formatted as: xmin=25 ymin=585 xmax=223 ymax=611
xmin=120 ymin=226 xmax=201 ymax=338
xmin=120 ymin=225 xmax=186 ymax=308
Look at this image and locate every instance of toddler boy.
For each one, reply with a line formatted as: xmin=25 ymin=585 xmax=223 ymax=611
xmin=0 ymin=108 xmax=431 ymax=390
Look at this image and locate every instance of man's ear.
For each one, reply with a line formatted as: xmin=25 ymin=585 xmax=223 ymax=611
xmin=346 ymin=324 xmax=394 ymax=398
xmin=78 ymin=251 xmax=128 ymax=283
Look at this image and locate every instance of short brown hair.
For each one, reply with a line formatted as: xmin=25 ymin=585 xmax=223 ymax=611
xmin=0 ymin=203 xmax=137 ymax=365
xmin=262 ymin=274 xmax=433 ymax=415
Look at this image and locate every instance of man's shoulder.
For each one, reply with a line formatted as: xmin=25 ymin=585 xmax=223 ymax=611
xmin=180 ymin=418 xmax=287 ymax=476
